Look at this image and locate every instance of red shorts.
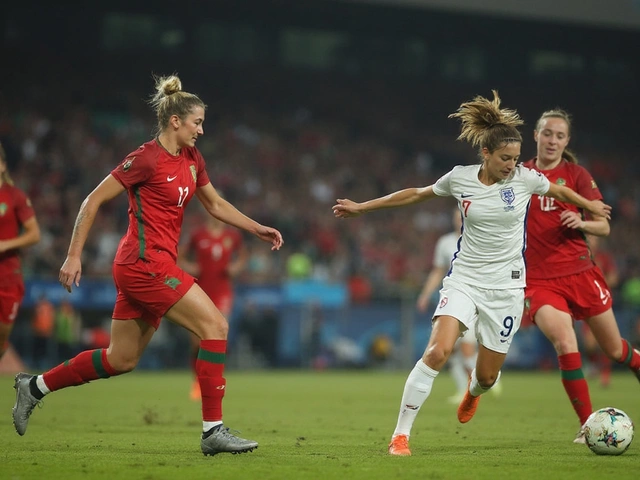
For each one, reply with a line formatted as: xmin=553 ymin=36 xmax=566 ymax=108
xmin=0 ymin=283 xmax=24 ymax=325
xmin=524 ymin=267 xmax=612 ymax=325
xmin=112 ymin=258 xmax=195 ymax=329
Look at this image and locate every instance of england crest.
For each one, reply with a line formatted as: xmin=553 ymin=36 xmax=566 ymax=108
xmin=500 ymin=187 xmax=515 ymax=211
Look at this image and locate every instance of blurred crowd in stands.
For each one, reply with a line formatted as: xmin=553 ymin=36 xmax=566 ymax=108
xmin=2 ymin=69 xmax=640 ymax=309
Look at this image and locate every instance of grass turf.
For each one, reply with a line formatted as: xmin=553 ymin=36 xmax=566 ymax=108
xmin=0 ymin=370 xmax=637 ymax=480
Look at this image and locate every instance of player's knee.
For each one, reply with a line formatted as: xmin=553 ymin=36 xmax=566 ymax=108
xmin=108 ymin=354 xmax=139 ymax=373
xmin=424 ymin=343 xmax=451 ymax=370
xmin=476 ymin=371 xmax=498 ymax=388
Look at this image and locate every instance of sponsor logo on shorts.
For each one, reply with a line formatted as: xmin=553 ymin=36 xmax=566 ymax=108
xmin=439 ymin=296 xmax=448 ymax=308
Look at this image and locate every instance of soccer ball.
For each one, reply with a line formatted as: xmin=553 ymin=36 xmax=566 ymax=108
xmin=583 ymin=407 xmax=634 ymax=455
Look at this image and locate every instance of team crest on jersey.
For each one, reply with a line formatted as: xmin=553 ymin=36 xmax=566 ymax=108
xmin=190 ymin=165 xmax=197 ymax=183
xmin=122 ymin=156 xmax=135 ymax=172
xmin=0 ymin=202 xmax=6 ymax=216
xmin=499 ymin=187 xmax=515 ymax=211
xmin=223 ymin=237 xmax=233 ymax=249
xmin=591 ymin=179 xmax=598 ymax=189
xmin=555 ymin=178 xmax=566 ymax=186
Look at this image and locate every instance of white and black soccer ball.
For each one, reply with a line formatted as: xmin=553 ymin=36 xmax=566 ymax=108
xmin=584 ymin=407 xmax=634 ymax=455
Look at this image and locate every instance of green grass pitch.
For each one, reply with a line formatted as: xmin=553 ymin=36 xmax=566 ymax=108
xmin=0 ymin=370 xmax=637 ymax=480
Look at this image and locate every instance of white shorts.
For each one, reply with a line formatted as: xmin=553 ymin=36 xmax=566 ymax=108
xmin=433 ymin=276 xmax=523 ymax=354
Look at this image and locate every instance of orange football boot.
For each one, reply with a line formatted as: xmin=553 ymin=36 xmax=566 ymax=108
xmin=457 ymin=389 xmax=480 ymax=423
xmin=388 ymin=434 xmax=411 ymax=456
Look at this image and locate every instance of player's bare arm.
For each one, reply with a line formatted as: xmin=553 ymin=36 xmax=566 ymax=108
xmin=545 ymin=183 xmax=611 ymax=220
xmin=59 ymin=174 xmax=125 ymax=292
xmin=0 ymin=216 xmax=40 ymax=253
xmin=559 ymin=210 xmax=610 ymax=236
xmin=333 ymin=186 xmax=436 ymax=218
xmin=196 ymin=183 xmax=283 ymax=250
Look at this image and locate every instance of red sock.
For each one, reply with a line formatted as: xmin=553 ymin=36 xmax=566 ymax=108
xmin=558 ymin=353 xmax=592 ymax=425
xmin=618 ymin=339 xmax=640 ymax=370
xmin=197 ymin=339 xmax=227 ymax=422
xmin=43 ymin=349 xmax=120 ymax=392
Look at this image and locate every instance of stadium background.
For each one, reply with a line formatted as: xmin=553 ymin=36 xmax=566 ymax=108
xmin=2 ymin=0 xmax=640 ymax=372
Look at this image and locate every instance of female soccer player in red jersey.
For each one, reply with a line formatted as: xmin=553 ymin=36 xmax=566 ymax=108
xmin=0 ymin=143 xmax=41 ymax=360
xmin=11 ymin=75 xmax=283 ymax=456
xmin=180 ymin=213 xmax=248 ymax=401
xmin=522 ymin=109 xmax=640 ymax=443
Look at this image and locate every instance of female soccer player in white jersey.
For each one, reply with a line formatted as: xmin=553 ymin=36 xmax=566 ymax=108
xmin=332 ymin=91 xmax=612 ymax=456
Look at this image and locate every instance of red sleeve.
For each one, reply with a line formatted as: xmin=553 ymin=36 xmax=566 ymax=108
xmin=573 ymin=165 xmax=602 ymax=201
xmin=14 ymin=189 xmax=36 ymax=224
xmin=111 ymin=147 xmax=156 ymax=188
xmin=195 ymin=149 xmax=210 ymax=187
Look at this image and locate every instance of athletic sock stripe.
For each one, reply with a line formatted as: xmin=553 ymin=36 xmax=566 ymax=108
xmin=91 ymin=349 xmax=110 ymax=378
xmin=561 ymin=368 xmax=585 ymax=381
xmin=197 ymin=350 xmax=226 ymax=364
xmin=623 ymin=340 xmax=633 ymax=365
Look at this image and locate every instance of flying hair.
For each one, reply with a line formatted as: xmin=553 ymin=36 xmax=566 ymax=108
xmin=448 ymin=90 xmax=523 ymax=154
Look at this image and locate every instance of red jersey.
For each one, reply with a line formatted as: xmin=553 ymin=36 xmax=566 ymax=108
xmin=0 ymin=183 xmax=36 ymax=287
xmin=187 ymin=227 xmax=243 ymax=297
xmin=111 ymin=140 xmax=210 ymax=264
xmin=522 ymin=158 xmax=602 ymax=279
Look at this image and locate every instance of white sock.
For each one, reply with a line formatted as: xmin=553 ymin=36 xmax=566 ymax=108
xmin=449 ymin=350 xmax=469 ymax=394
xmin=393 ymin=360 xmax=439 ymax=437
xmin=203 ymin=420 xmax=223 ymax=432
xmin=36 ymin=375 xmax=50 ymax=395
xmin=468 ymin=369 xmax=501 ymax=397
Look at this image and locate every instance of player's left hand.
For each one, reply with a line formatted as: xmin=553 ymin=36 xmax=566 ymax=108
xmin=585 ymin=200 xmax=611 ymax=220
xmin=256 ymin=226 xmax=283 ymax=251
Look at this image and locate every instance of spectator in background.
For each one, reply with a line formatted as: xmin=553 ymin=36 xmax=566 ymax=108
xmin=179 ymin=208 xmax=248 ymax=401
xmin=333 ymin=91 xmax=610 ymax=456
xmin=54 ymin=299 xmax=81 ymax=363
xmin=0 ymin=142 xmax=41 ymax=360
xmin=31 ymin=295 xmax=55 ymax=368
xmin=522 ymin=109 xmax=640 ymax=444
xmin=12 ymin=74 xmax=283 ymax=457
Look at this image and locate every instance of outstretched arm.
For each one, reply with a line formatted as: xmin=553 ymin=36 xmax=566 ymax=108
xmin=59 ymin=174 xmax=125 ymax=292
xmin=196 ymin=183 xmax=283 ymax=251
xmin=545 ymin=183 xmax=611 ymax=220
xmin=333 ymin=186 xmax=436 ymax=218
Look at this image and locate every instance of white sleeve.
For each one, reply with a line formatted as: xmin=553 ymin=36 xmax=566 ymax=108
xmin=521 ymin=165 xmax=550 ymax=195
xmin=432 ymin=170 xmax=454 ymax=197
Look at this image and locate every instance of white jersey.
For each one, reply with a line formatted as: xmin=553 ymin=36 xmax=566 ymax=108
xmin=432 ymin=164 xmax=550 ymax=289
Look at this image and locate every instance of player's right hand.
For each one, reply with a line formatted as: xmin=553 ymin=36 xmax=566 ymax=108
xmin=59 ymin=256 xmax=82 ymax=292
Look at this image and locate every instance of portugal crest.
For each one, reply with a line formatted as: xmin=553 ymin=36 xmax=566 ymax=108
xmin=190 ymin=165 xmax=197 ymax=183
xmin=500 ymin=187 xmax=515 ymax=211
xmin=122 ymin=156 xmax=135 ymax=172
xmin=0 ymin=202 xmax=7 ymax=216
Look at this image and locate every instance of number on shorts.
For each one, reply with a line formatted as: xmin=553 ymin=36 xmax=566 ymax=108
xmin=500 ymin=315 xmax=514 ymax=338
